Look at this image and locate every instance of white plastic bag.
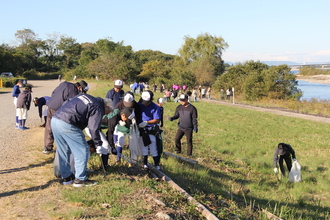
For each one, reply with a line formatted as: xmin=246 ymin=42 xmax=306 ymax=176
xmin=129 ymin=120 xmax=143 ymax=164
xmin=289 ymin=161 xmax=302 ymax=182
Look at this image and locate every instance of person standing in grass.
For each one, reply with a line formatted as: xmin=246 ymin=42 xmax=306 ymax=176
xmin=51 ymin=94 xmax=112 ymax=187
xmin=168 ymin=94 xmax=198 ymax=156
xmin=273 ymin=143 xmax=297 ymax=176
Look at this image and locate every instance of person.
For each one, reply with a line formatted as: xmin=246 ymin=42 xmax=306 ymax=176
xmin=273 ymin=143 xmax=297 ymax=177
xmin=12 ymin=79 xmax=23 ymax=129
xmin=138 ymin=90 xmax=161 ymax=170
xmin=105 ymin=80 xmax=124 ymax=108
xmin=58 ymin=74 xmax=62 ymax=82
xmin=160 ymin=83 xmax=165 ymax=93
xmin=201 ymin=86 xmax=206 ymax=99
xmin=73 ymin=75 xmax=77 ymax=81
xmin=51 ymin=94 xmax=112 ymax=187
xmin=220 ymin=88 xmax=225 ymax=100
xmin=153 ymin=83 xmax=157 ymax=92
xmin=33 ymin=96 xmax=51 ymax=127
xmin=157 ymin=98 xmax=165 ymax=128
xmin=165 ymin=89 xmax=172 ymax=102
xmin=192 ymin=88 xmax=198 ymax=102
xmin=172 ymin=89 xmax=179 ymax=102
xmin=226 ymin=88 xmax=231 ymax=100
xmin=43 ymin=80 xmax=88 ymax=154
xmin=206 ymin=87 xmax=211 ymax=99
xmin=168 ymin=94 xmax=198 ymax=156
xmin=16 ymin=86 xmax=33 ymax=130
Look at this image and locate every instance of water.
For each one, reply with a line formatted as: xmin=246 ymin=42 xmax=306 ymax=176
xmin=297 ymin=80 xmax=330 ymax=101
xmin=291 ymin=70 xmax=330 ymax=100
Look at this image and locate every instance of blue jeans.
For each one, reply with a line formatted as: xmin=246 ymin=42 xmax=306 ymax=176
xmin=51 ymin=117 xmax=89 ymax=180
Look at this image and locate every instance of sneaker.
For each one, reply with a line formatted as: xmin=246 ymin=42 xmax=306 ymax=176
xmin=62 ymin=174 xmax=75 ymax=185
xmin=143 ymin=165 xmax=148 ymax=169
xmin=15 ymin=125 xmax=19 ymax=129
xmin=73 ymin=179 xmax=97 ymax=187
xmin=19 ymin=126 xmax=28 ymax=130
xmin=40 ymin=124 xmax=46 ymax=127
xmin=116 ymin=161 xmax=121 ymax=165
xmin=42 ymin=149 xmax=55 ymax=154
xmin=155 ymin=165 xmax=161 ymax=170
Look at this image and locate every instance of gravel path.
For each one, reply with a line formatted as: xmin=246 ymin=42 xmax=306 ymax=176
xmin=0 ymin=80 xmax=61 ymax=170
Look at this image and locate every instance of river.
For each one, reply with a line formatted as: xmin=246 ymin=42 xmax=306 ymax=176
xmin=297 ymin=80 xmax=330 ymax=101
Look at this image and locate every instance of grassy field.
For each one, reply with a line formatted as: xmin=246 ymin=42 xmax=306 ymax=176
xmin=66 ymin=80 xmax=330 ymax=219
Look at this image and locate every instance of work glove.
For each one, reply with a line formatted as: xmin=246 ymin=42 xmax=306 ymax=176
xmin=193 ymin=127 xmax=198 ymax=133
xmin=274 ymin=168 xmax=278 ymax=174
xmin=96 ymin=146 xmax=102 ymax=154
xmin=128 ymin=110 xmax=135 ymax=120
xmin=139 ymin=121 xmax=148 ymax=128
xmin=168 ymin=117 xmax=173 ymax=121
xmin=293 ymin=158 xmax=297 ymax=162
xmin=119 ymin=120 xmax=126 ymax=126
xmin=131 ymin=118 xmax=136 ymax=124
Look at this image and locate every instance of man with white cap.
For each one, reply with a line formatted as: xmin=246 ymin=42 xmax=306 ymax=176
xmin=138 ymin=90 xmax=161 ymax=170
xmin=106 ymin=79 xmax=124 ymax=107
xmin=168 ymin=94 xmax=198 ymax=156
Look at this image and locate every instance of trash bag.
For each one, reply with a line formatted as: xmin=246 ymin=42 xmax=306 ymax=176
xmin=129 ymin=120 xmax=143 ymax=164
xmin=289 ymin=160 xmax=302 ymax=182
xmin=53 ymin=150 xmax=75 ymax=178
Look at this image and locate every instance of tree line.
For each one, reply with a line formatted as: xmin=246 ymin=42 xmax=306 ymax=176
xmin=0 ymin=28 xmax=301 ymax=100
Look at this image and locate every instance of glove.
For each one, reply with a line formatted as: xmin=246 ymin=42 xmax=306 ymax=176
xmin=168 ymin=117 xmax=173 ymax=121
xmin=119 ymin=120 xmax=126 ymax=126
xmin=139 ymin=121 xmax=148 ymax=128
xmin=96 ymin=146 xmax=102 ymax=154
xmin=193 ymin=127 xmax=198 ymax=133
xmin=128 ymin=110 xmax=135 ymax=120
xmin=274 ymin=168 xmax=278 ymax=174
xmin=293 ymin=158 xmax=297 ymax=162
xmin=131 ymin=118 xmax=136 ymax=124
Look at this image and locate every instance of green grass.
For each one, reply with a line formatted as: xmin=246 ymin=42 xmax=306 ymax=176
xmin=58 ymin=80 xmax=330 ymax=219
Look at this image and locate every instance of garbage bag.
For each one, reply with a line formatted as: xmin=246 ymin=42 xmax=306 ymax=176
xmin=129 ymin=120 xmax=143 ymax=164
xmin=54 ymin=150 xmax=75 ymax=178
xmin=289 ymin=160 xmax=302 ymax=182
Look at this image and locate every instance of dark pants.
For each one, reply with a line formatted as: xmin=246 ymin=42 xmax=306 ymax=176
xmin=44 ymin=107 xmax=56 ymax=151
xmin=279 ymin=155 xmax=292 ymax=176
xmin=175 ymin=128 xmax=193 ymax=156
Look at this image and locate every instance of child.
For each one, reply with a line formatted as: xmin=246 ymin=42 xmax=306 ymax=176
xmin=16 ymin=86 xmax=32 ymax=130
xmin=157 ymin=98 xmax=165 ymax=128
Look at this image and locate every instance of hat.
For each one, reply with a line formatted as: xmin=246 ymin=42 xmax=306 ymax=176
xmin=121 ymin=107 xmax=133 ymax=118
xmin=123 ymin=92 xmax=134 ymax=107
xmin=179 ymin=94 xmax=188 ymax=101
xmin=141 ymin=90 xmax=153 ymax=105
xmin=114 ymin=80 xmax=123 ymax=89
xmin=157 ymin=98 xmax=165 ymax=104
xmin=79 ymin=80 xmax=88 ymax=90
xmin=33 ymin=97 xmax=38 ymax=107
xmin=25 ymin=86 xmax=32 ymax=91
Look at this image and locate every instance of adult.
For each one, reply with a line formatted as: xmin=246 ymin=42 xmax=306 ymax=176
xmin=33 ymin=96 xmax=50 ymax=127
xmin=138 ymin=90 xmax=161 ymax=170
xmin=226 ymin=88 xmax=231 ymax=100
xmin=153 ymin=83 xmax=157 ymax=92
xmin=273 ymin=143 xmax=297 ymax=177
xmin=43 ymin=80 xmax=88 ymax=154
xmin=168 ymin=94 xmax=198 ymax=156
xmin=16 ymin=86 xmax=33 ymax=130
xmin=12 ymin=79 xmax=23 ymax=129
xmin=105 ymin=79 xmax=124 ymax=108
xmin=51 ymin=94 xmax=112 ymax=187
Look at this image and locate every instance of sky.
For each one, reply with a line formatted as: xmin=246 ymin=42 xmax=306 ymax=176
xmin=1 ymin=0 xmax=330 ymax=64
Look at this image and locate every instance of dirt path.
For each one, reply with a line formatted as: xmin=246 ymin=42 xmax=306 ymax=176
xmin=0 ymin=79 xmax=329 ymax=219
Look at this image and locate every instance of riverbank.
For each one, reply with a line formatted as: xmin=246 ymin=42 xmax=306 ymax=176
xmin=296 ymin=74 xmax=330 ymax=85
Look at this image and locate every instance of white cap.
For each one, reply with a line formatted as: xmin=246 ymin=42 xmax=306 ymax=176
xmin=114 ymin=80 xmax=123 ymax=88
xmin=123 ymin=93 xmax=134 ymax=107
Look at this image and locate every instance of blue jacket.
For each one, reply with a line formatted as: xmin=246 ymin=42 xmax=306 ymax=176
xmin=105 ymin=88 xmax=124 ymax=108
xmin=47 ymin=81 xmax=79 ymax=111
xmin=53 ymin=94 xmax=105 ymax=146
xmin=12 ymin=85 xmax=21 ymax=98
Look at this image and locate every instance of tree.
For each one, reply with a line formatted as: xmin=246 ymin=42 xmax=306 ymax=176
xmin=178 ymin=33 xmax=229 ymax=85
xmin=15 ymin=29 xmax=37 ymax=46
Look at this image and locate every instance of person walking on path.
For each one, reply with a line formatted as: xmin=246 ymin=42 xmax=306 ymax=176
xmin=33 ymin=96 xmax=50 ymax=127
xmin=43 ymin=80 xmax=88 ymax=154
xmin=51 ymin=94 xmax=112 ymax=187
xmin=16 ymin=86 xmax=33 ymax=130
xmin=12 ymin=79 xmax=23 ymax=129
xmin=168 ymin=94 xmax=198 ymax=156
xmin=226 ymin=88 xmax=231 ymax=100
xmin=105 ymin=80 xmax=124 ymax=108
xmin=273 ymin=143 xmax=297 ymax=177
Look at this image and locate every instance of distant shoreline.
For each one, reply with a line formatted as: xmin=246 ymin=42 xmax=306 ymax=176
xmin=296 ymin=74 xmax=330 ymax=85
